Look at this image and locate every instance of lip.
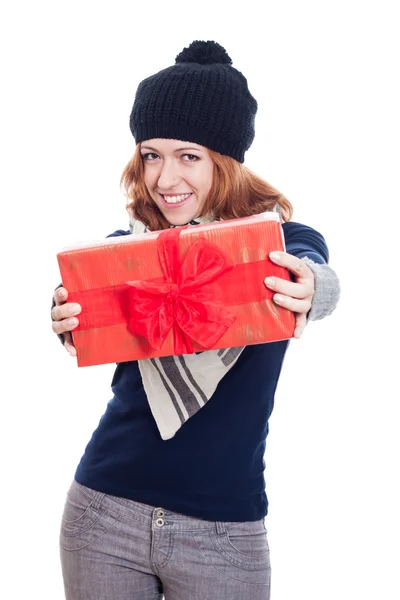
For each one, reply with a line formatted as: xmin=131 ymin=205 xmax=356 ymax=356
xmin=158 ymin=192 xmax=193 ymax=209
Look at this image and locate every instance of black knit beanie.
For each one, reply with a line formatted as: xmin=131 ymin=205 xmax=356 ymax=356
xmin=129 ymin=40 xmax=258 ymax=163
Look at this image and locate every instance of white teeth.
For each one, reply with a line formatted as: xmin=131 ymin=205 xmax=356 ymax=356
xmin=163 ymin=193 xmax=191 ymax=204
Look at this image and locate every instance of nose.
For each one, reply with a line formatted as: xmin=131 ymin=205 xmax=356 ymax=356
xmin=157 ymin=159 xmax=180 ymax=190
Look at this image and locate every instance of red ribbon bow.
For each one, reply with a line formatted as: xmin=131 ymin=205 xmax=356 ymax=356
xmin=125 ymin=227 xmax=236 ymax=355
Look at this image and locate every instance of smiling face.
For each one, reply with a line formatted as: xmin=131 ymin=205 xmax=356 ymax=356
xmin=140 ymin=138 xmax=214 ymax=226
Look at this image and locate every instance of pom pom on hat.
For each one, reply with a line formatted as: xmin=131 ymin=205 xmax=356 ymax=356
xmin=175 ymin=40 xmax=233 ymax=65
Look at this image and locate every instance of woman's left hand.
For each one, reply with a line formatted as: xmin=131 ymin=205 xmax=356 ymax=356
xmin=264 ymin=251 xmax=315 ymax=339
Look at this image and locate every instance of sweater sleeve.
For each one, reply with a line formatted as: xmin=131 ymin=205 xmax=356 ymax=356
xmin=281 ymin=221 xmax=340 ymax=321
xmin=52 ymin=229 xmax=131 ymax=345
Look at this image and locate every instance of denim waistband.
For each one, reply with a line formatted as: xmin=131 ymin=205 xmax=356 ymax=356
xmin=73 ymin=480 xmax=265 ymax=533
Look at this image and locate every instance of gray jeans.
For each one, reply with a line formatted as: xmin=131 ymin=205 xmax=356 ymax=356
xmin=60 ymin=480 xmax=271 ymax=599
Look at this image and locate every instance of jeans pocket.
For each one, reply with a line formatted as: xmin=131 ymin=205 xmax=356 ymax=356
xmin=191 ymin=520 xmax=271 ymax=586
xmin=60 ymin=481 xmax=119 ymax=552
xmin=225 ymin=520 xmax=270 ymax=561
xmin=211 ymin=520 xmax=270 ymax=569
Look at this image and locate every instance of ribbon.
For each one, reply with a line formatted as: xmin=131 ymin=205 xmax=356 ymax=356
xmin=125 ymin=227 xmax=236 ymax=355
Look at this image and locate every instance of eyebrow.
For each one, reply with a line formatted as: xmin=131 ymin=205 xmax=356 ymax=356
xmin=140 ymin=146 xmax=203 ymax=153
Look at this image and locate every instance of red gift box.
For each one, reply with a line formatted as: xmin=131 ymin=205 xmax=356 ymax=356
xmin=57 ymin=213 xmax=295 ymax=367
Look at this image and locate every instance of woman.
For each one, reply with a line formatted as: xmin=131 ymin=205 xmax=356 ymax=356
xmin=51 ymin=40 xmax=340 ymax=600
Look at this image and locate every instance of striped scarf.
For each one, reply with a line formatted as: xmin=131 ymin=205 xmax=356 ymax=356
xmin=129 ymin=215 xmax=244 ymax=440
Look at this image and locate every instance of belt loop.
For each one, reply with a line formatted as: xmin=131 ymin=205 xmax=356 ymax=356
xmin=92 ymin=491 xmax=105 ymax=511
xmin=215 ymin=521 xmax=226 ymax=535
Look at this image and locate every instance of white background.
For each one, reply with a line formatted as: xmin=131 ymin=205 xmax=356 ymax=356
xmin=1 ymin=1 xmax=399 ymax=598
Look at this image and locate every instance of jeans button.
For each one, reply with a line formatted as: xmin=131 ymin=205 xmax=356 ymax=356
xmin=157 ymin=510 xmax=165 ymax=518
xmin=156 ymin=518 xmax=164 ymax=527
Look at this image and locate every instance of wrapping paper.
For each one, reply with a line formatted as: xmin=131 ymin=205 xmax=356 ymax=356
xmin=57 ymin=213 xmax=295 ymax=367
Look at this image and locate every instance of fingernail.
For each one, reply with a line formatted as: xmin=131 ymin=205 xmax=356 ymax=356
xmin=264 ymin=277 xmax=276 ymax=287
xmin=58 ymin=289 xmax=64 ymax=297
xmin=68 ymin=304 xmax=80 ymax=315
xmin=68 ymin=318 xmax=77 ymax=326
xmin=270 ymin=252 xmax=281 ymax=262
xmin=274 ymin=294 xmax=285 ymax=303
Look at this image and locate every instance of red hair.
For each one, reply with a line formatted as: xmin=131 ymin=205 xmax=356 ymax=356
xmin=121 ymin=144 xmax=293 ymax=231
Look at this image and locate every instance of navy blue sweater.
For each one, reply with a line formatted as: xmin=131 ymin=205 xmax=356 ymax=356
xmin=75 ymin=222 xmax=329 ymax=522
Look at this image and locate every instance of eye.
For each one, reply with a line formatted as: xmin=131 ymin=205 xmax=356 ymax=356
xmin=141 ymin=152 xmax=159 ymax=161
xmin=183 ymin=154 xmax=199 ymax=162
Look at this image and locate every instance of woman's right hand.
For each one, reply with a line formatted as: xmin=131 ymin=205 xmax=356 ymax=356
xmin=51 ymin=287 xmax=81 ymax=357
